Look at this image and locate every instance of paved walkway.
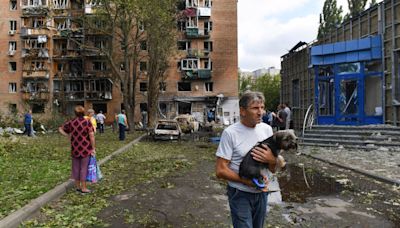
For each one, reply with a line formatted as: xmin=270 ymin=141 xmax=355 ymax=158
xmin=301 ymin=145 xmax=400 ymax=185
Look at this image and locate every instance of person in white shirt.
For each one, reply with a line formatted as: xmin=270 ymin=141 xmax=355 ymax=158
xmin=96 ymin=110 xmax=106 ymax=133
xmin=215 ymin=91 xmax=277 ymax=228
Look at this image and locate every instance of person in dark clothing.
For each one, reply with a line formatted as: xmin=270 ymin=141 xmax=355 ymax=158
xmin=23 ymin=110 xmax=33 ymax=136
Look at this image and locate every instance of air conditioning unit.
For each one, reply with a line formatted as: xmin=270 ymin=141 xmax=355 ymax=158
xmin=8 ymin=50 xmax=16 ymax=56
xmin=8 ymin=30 xmax=16 ymax=35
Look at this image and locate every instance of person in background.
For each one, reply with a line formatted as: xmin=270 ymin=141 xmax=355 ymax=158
xmin=59 ymin=105 xmax=95 ymax=194
xmin=283 ymin=103 xmax=292 ymax=129
xmin=96 ymin=110 xmax=106 ymax=134
xmin=116 ymin=110 xmax=128 ymax=140
xmin=215 ymin=91 xmax=276 ymax=228
xmin=23 ymin=109 xmax=33 ymax=137
xmin=85 ymin=109 xmax=97 ymax=133
xmin=275 ymin=104 xmax=287 ymax=130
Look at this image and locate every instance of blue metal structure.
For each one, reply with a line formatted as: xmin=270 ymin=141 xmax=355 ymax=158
xmin=311 ymin=35 xmax=383 ymax=125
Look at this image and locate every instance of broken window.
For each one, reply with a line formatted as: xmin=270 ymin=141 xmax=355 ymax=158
xmin=181 ymin=59 xmax=198 ymax=70
xmin=10 ymin=20 xmax=17 ymax=31
xmin=203 ymin=59 xmax=212 ymax=69
xmin=178 ymin=41 xmax=191 ymax=50
xmin=140 ymin=41 xmax=147 ymax=51
xmin=140 ymin=82 xmax=147 ymax=92
xmin=23 ymin=0 xmax=47 ymax=7
xmin=93 ymin=61 xmax=107 ymax=71
xmin=32 ymin=103 xmax=45 ymax=113
xmin=10 ymin=0 xmax=17 ymax=10
xmin=186 ymin=17 xmax=197 ymax=28
xmin=120 ymin=62 xmax=125 ymax=71
xmin=9 ymin=62 xmax=17 ymax=72
xmin=204 ymin=41 xmax=213 ymax=52
xmin=139 ymin=61 xmax=147 ymax=72
xmin=205 ymin=82 xmax=213 ymax=92
xmin=9 ymin=41 xmax=17 ymax=53
xmin=318 ymin=79 xmax=335 ymax=116
xmin=53 ymin=0 xmax=69 ymax=9
xmin=177 ymin=21 xmax=186 ymax=31
xmin=94 ymin=39 xmax=106 ymax=49
xmin=178 ymin=82 xmax=191 ymax=91
xmin=204 ymin=21 xmax=212 ymax=35
xmin=9 ymin=83 xmax=17 ymax=93
xmin=159 ymin=82 xmax=166 ymax=92
xmin=55 ymin=18 xmax=71 ymax=30
xmin=9 ymin=103 xmax=17 ymax=114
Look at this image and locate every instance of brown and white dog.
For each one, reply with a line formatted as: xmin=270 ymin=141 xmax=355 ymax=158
xmin=239 ymin=130 xmax=298 ymax=188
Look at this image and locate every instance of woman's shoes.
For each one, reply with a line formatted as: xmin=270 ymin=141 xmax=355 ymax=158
xmin=80 ymin=189 xmax=92 ymax=194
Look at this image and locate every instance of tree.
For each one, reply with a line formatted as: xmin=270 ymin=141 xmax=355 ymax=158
xmin=84 ymin=0 xmax=147 ymax=127
xmin=141 ymin=0 xmax=177 ymax=128
xmin=318 ymin=0 xmax=343 ymax=39
xmin=347 ymin=0 xmax=368 ymax=18
xmin=239 ymin=73 xmax=253 ymax=96
xmin=252 ymin=74 xmax=281 ymax=112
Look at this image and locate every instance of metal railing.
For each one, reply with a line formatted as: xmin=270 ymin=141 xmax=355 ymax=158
xmin=302 ymin=104 xmax=315 ymax=137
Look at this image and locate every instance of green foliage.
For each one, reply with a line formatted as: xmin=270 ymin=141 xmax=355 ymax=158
xmin=347 ymin=0 xmax=368 ymax=18
xmin=22 ymin=140 xmax=217 ymax=227
xmin=239 ymin=74 xmax=253 ymax=96
xmin=0 ymin=131 xmax=142 ymax=220
xmin=318 ymin=0 xmax=343 ymax=39
xmin=252 ymin=74 xmax=281 ymax=111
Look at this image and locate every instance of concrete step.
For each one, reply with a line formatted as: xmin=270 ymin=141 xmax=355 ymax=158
xmin=304 ymin=129 xmax=400 ymax=137
xmin=303 ymin=133 xmax=400 ymax=141
xmin=299 ymin=142 xmax=377 ymax=151
xmin=301 ymin=137 xmax=400 ymax=147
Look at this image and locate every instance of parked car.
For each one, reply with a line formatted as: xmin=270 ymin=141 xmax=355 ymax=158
xmin=174 ymin=114 xmax=200 ymax=133
xmin=152 ymin=120 xmax=182 ymax=140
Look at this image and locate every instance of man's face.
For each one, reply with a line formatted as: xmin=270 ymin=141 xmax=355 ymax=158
xmin=240 ymin=101 xmax=265 ymax=127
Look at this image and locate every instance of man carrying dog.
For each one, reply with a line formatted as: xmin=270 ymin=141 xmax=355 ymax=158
xmin=215 ymin=91 xmax=277 ymax=228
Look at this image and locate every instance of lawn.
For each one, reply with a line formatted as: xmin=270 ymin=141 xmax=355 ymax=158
xmin=22 ymin=139 xmax=218 ymax=227
xmin=0 ymin=130 xmax=143 ymax=220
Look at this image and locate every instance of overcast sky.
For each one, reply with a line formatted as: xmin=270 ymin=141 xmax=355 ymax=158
xmin=238 ymin=0 xmax=380 ymax=71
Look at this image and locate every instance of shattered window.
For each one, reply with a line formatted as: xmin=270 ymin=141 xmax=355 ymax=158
xmin=10 ymin=0 xmax=17 ymax=10
xmin=9 ymin=83 xmax=17 ymax=93
xmin=9 ymin=62 xmax=17 ymax=72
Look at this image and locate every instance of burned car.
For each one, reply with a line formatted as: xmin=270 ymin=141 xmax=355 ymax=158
xmin=152 ymin=120 xmax=182 ymax=140
xmin=174 ymin=114 xmax=199 ymax=133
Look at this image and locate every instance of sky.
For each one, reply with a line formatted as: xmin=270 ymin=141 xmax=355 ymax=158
xmin=238 ymin=0 xmax=379 ymax=72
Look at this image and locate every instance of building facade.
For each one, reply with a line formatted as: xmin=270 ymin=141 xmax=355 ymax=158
xmin=0 ymin=0 xmax=238 ymax=125
xmin=281 ymin=1 xmax=400 ymax=129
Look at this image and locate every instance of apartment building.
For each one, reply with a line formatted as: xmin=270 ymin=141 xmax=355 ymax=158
xmin=0 ymin=0 xmax=238 ymax=125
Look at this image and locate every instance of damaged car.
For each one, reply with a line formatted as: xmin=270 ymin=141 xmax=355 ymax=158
xmin=152 ymin=120 xmax=182 ymax=140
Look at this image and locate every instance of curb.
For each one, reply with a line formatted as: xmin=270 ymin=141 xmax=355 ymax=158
xmin=0 ymin=134 xmax=146 ymax=228
xmin=302 ymin=153 xmax=400 ymax=186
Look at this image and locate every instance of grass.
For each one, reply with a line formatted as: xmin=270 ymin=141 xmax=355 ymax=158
xmin=21 ymin=140 xmax=217 ymax=227
xmin=0 ymin=130 xmax=143 ymax=220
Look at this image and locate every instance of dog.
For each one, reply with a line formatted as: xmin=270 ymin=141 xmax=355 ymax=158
xmin=239 ymin=130 xmax=298 ymax=188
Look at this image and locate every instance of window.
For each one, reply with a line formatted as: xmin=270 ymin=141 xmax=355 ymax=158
xmin=10 ymin=20 xmax=17 ymax=31
xmin=205 ymin=0 xmax=212 ymax=7
xmin=140 ymin=41 xmax=147 ymax=51
xmin=120 ymin=62 xmax=125 ymax=71
xmin=181 ymin=59 xmax=199 ymax=70
xmin=9 ymin=62 xmax=17 ymax=72
xmin=32 ymin=103 xmax=45 ymax=113
xmin=10 ymin=0 xmax=17 ymax=10
xmin=337 ymin=62 xmax=360 ymax=75
xmin=140 ymin=82 xmax=147 ymax=92
xmin=9 ymin=41 xmax=17 ymax=55
xmin=205 ymin=82 xmax=213 ymax=92
xmin=159 ymin=82 xmax=166 ymax=92
xmin=204 ymin=59 xmax=212 ymax=70
xmin=9 ymin=83 xmax=17 ymax=93
xmin=93 ymin=61 xmax=106 ymax=71
xmin=204 ymin=21 xmax=213 ymax=34
xmin=178 ymin=82 xmax=191 ymax=91
xmin=9 ymin=103 xmax=17 ymax=114
xmin=94 ymin=39 xmax=106 ymax=49
xmin=318 ymin=65 xmax=333 ymax=77
xmin=139 ymin=61 xmax=147 ymax=71
xmin=138 ymin=21 xmax=145 ymax=31
xmin=177 ymin=41 xmax=191 ymax=50
xmin=292 ymin=79 xmax=300 ymax=108
xmin=177 ymin=21 xmax=186 ymax=31
xmin=204 ymin=41 xmax=213 ymax=52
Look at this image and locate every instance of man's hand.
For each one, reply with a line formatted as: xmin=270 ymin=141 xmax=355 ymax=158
xmin=251 ymin=144 xmax=276 ymax=165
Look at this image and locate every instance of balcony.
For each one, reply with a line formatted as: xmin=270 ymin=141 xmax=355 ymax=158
xmin=182 ymin=69 xmax=211 ymax=80
xmin=22 ymin=91 xmax=50 ymax=101
xmin=20 ymin=27 xmax=49 ymax=37
xmin=185 ymin=27 xmax=210 ymax=39
xmin=22 ymin=70 xmax=49 ymax=79
xmin=187 ymin=49 xmax=210 ymax=58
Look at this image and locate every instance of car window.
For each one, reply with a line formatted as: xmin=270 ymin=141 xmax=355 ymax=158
xmin=157 ymin=123 xmax=177 ymax=130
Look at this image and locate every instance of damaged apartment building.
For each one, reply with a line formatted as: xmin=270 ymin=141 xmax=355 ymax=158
xmin=281 ymin=0 xmax=400 ymax=129
xmin=0 ymin=0 xmax=238 ymax=125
